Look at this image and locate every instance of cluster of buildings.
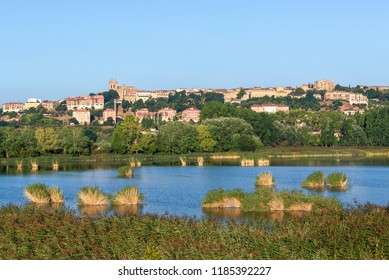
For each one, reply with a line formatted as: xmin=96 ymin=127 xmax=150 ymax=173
xmin=2 ymin=78 xmax=375 ymax=125
xmin=135 ymin=107 xmax=201 ymax=123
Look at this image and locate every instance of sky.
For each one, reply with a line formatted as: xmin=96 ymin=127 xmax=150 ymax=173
xmin=1 ymin=0 xmax=389 ymax=104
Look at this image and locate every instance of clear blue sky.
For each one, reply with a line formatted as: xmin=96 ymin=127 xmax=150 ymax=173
xmin=1 ymin=0 xmax=389 ymax=104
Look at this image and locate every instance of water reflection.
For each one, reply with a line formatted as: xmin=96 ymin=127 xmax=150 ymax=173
xmin=78 ymin=205 xmax=110 ymax=218
xmin=112 ymin=204 xmax=142 ymax=217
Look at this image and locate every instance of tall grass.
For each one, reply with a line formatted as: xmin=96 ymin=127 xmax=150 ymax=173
xmin=326 ymin=173 xmax=348 ymax=191
xmin=112 ymin=186 xmax=143 ymax=205
xmin=77 ymin=187 xmax=110 ymax=205
xmin=302 ymin=171 xmax=325 ymax=190
xmin=24 ymin=183 xmax=51 ymax=204
xmin=255 ymin=172 xmax=274 ymax=187
xmin=118 ymin=166 xmax=133 ymax=178
xmin=0 ymin=204 xmax=387 ymax=259
xmin=49 ymin=187 xmax=64 ymax=203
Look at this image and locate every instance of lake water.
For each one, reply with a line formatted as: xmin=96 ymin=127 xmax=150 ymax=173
xmin=0 ymin=161 xmax=388 ymax=217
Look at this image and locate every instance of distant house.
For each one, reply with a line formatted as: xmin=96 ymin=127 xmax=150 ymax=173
xmin=251 ymin=104 xmax=289 ymax=113
xmin=157 ymin=108 xmax=177 ymax=122
xmin=2 ymin=102 xmax=24 ymax=112
xmin=73 ymin=110 xmax=91 ymax=125
xmin=103 ymin=109 xmax=116 ymax=123
xmin=182 ymin=108 xmax=201 ymax=122
xmin=66 ymin=95 xmax=104 ymax=110
xmin=324 ymin=91 xmax=368 ymax=106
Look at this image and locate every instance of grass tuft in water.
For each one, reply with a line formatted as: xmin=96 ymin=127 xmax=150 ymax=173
xmin=302 ymin=171 xmax=325 ymax=190
xmin=255 ymin=172 xmax=275 ymax=187
xmin=112 ymin=186 xmax=143 ymax=205
xmin=77 ymin=187 xmax=110 ymax=205
xmin=326 ymin=173 xmax=348 ymax=191
xmin=118 ymin=166 xmax=133 ymax=178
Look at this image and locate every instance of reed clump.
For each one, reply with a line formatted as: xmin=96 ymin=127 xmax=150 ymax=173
xmin=326 ymin=173 xmax=348 ymax=191
xmin=302 ymin=171 xmax=325 ymax=190
xmin=17 ymin=160 xmax=23 ymax=172
xmin=49 ymin=187 xmax=64 ymax=203
xmin=77 ymin=187 xmax=110 ymax=205
xmin=30 ymin=160 xmax=38 ymax=172
xmin=179 ymin=156 xmax=187 ymax=166
xmin=24 ymin=183 xmax=51 ymax=204
xmin=197 ymin=157 xmax=204 ymax=166
xmin=112 ymin=186 xmax=143 ymax=205
xmin=52 ymin=161 xmax=59 ymax=171
xmin=241 ymin=158 xmax=254 ymax=166
xmin=202 ymin=188 xmax=245 ymax=208
xmin=255 ymin=172 xmax=275 ymax=187
xmin=118 ymin=166 xmax=133 ymax=178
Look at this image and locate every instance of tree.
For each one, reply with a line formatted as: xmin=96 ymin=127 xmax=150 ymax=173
xmin=156 ymin=122 xmax=198 ymax=154
xmin=111 ymin=115 xmax=142 ymax=154
xmin=203 ymin=117 xmax=258 ymax=151
xmin=196 ymin=125 xmax=217 ymax=152
xmin=340 ymin=118 xmax=367 ymax=146
xmin=204 ymin=92 xmax=224 ymax=103
xmin=237 ymin=88 xmax=246 ymax=99
xmin=69 ymin=118 xmax=79 ymax=125
xmin=60 ymin=127 xmax=92 ymax=156
xmin=35 ymin=128 xmax=62 ymax=154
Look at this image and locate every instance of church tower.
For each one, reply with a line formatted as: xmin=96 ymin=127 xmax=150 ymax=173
xmin=109 ymin=79 xmax=118 ymax=91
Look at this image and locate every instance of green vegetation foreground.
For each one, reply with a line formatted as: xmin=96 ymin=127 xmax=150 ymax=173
xmin=0 ymin=204 xmax=387 ymax=260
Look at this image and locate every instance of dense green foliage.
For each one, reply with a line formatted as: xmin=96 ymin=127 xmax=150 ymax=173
xmin=0 ymin=204 xmax=387 ymax=259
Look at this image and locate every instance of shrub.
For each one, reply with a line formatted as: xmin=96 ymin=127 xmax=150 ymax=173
xmin=112 ymin=186 xmax=143 ymax=205
xmin=77 ymin=187 xmax=110 ymax=205
xmin=302 ymin=171 xmax=325 ymax=190
xmin=118 ymin=166 xmax=133 ymax=178
xmin=255 ymin=172 xmax=274 ymax=187
xmin=326 ymin=173 xmax=348 ymax=191
xmin=24 ymin=183 xmax=50 ymax=204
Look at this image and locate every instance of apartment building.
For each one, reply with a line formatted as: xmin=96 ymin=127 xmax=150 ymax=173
xmin=66 ymin=95 xmax=104 ymax=110
xmin=182 ymin=108 xmax=201 ymax=122
xmin=73 ymin=110 xmax=91 ymax=125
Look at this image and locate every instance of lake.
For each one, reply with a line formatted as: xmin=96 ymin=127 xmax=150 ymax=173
xmin=0 ymin=158 xmax=388 ymax=217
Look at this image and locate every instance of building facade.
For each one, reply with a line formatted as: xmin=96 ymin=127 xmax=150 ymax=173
xmin=2 ymin=102 xmax=24 ymax=112
xmin=324 ymin=91 xmax=368 ymax=105
xmin=66 ymin=95 xmax=104 ymax=110
xmin=108 ymin=80 xmax=137 ymax=102
xmin=103 ymin=109 xmax=116 ymax=123
xmin=251 ymin=104 xmax=289 ymax=113
xmin=314 ymin=79 xmax=335 ymax=92
xmin=73 ymin=110 xmax=91 ymax=125
xmin=158 ymin=108 xmax=177 ymax=122
xmin=182 ymin=108 xmax=201 ymax=122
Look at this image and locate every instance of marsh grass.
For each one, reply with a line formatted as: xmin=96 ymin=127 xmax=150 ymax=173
xmin=326 ymin=173 xmax=348 ymax=191
xmin=52 ymin=161 xmax=59 ymax=171
xmin=302 ymin=171 xmax=325 ymax=190
xmin=49 ymin=187 xmax=64 ymax=203
xmin=202 ymin=188 xmax=245 ymax=208
xmin=77 ymin=187 xmax=110 ymax=205
xmin=112 ymin=186 xmax=143 ymax=205
xmin=179 ymin=156 xmax=187 ymax=166
xmin=1 ymin=204 xmax=387 ymax=260
xmin=204 ymin=187 xmax=341 ymax=212
xmin=197 ymin=157 xmax=204 ymax=166
xmin=257 ymin=159 xmax=270 ymax=166
xmin=24 ymin=183 xmax=51 ymax=204
xmin=118 ymin=166 xmax=133 ymax=178
xmin=241 ymin=158 xmax=254 ymax=166
xmin=255 ymin=172 xmax=274 ymax=187
xmin=30 ymin=160 xmax=38 ymax=172
xmin=16 ymin=160 xmax=23 ymax=171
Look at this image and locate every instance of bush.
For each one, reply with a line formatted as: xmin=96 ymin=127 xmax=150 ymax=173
xmin=24 ymin=183 xmax=50 ymax=204
xmin=112 ymin=186 xmax=143 ymax=205
xmin=302 ymin=171 xmax=325 ymax=190
xmin=326 ymin=173 xmax=348 ymax=191
xmin=77 ymin=187 xmax=110 ymax=205
xmin=118 ymin=166 xmax=133 ymax=178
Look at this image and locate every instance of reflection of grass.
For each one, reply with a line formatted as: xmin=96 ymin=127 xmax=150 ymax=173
xmin=326 ymin=173 xmax=348 ymax=191
xmin=1 ymin=204 xmax=387 ymax=259
xmin=255 ymin=172 xmax=274 ymax=187
xmin=77 ymin=187 xmax=110 ymax=205
xmin=112 ymin=186 xmax=143 ymax=205
xmin=302 ymin=171 xmax=325 ymax=190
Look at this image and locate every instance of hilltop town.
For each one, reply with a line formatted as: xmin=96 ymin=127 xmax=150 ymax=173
xmin=2 ymin=78 xmax=386 ymax=126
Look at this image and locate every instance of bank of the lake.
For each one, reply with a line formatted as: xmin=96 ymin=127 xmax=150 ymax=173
xmin=0 ymin=204 xmax=387 ymax=260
